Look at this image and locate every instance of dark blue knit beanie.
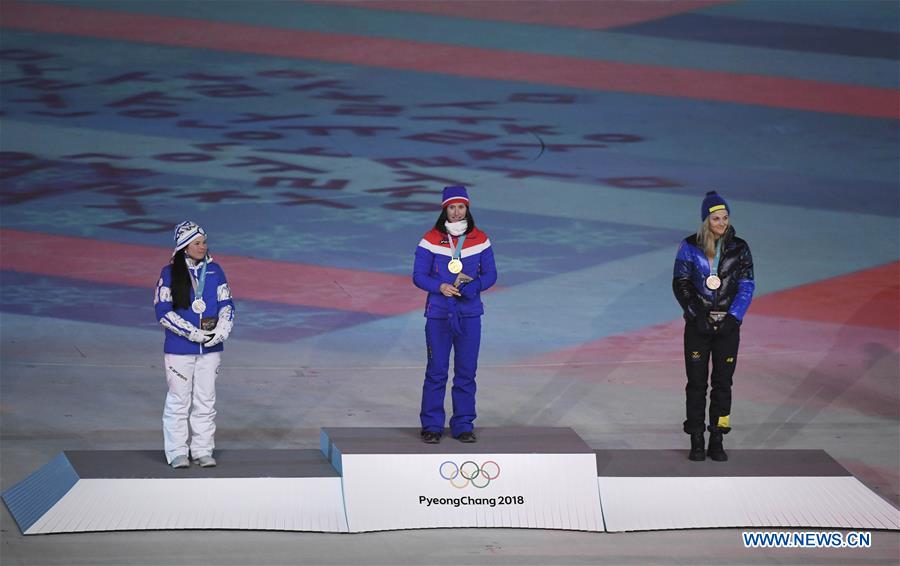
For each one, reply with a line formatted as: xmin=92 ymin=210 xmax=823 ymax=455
xmin=701 ymin=191 xmax=729 ymax=221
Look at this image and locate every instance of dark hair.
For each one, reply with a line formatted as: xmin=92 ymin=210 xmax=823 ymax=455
xmin=434 ymin=208 xmax=475 ymax=234
xmin=170 ymin=249 xmax=192 ymax=311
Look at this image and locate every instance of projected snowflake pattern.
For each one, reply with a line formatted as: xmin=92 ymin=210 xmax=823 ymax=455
xmin=212 ymin=227 xmax=364 ymax=260
xmin=0 ymin=276 xmax=141 ymax=317
xmin=0 ymin=273 xmax=377 ymax=342
xmin=0 ymin=28 xmax=695 ymax=339
xmin=499 ymin=223 xmax=666 ymax=253
xmin=4 ymin=209 xmax=109 ymax=237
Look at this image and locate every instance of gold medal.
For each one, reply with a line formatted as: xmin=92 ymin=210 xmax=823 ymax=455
xmin=448 ymin=259 xmax=463 ymax=274
xmin=705 ymin=275 xmax=721 ymax=290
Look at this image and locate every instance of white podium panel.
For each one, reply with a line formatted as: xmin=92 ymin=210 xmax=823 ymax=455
xmin=27 ymin=477 xmax=347 ymax=534
xmin=343 ymin=453 xmax=600 ymax=532
xmin=599 ymin=476 xmax=900 ymax=532
xmin=322 ymin=427 xmax=604 ymax=532
xmin=595 ymin=449 xmax=900 ymax=532
xmin=2 ymin=450 xmax=348 ymax=534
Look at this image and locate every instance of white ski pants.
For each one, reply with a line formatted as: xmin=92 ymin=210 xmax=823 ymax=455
xmin=163 ymin=352 xmax=220 ymax=463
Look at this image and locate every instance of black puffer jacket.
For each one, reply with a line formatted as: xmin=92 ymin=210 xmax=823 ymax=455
xmin=672 ymin=226 xmax=755 ymax=321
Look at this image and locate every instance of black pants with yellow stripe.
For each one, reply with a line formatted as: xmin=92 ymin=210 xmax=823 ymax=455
xmin=683 ymin=321 xmax=740 ymax=434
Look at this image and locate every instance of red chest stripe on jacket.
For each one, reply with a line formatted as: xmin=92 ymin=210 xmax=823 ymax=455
xmin=421 ymin=227 xmax=489 ymax=247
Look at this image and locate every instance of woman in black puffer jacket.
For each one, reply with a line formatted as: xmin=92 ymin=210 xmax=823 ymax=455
xmin=673 ymin=191 xmax=755 ymax=462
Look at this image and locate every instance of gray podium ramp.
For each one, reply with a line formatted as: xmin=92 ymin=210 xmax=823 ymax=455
xmin=596 ymin=449 xmax=900 ymax=532
xmin=64 ymin=449 xmax=339 ymax=478
xmin=321 ymin=426 xmax=593 ymax=461
xmin=596 ymin=449 xmax=850 ymax=477
xmin=2 ymin=450 xmax=347 ymax=535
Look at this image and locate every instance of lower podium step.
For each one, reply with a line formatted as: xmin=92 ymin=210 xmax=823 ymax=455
xmin=2 ymin=450 xmax=348 ymax=534
xmin=320 ymin=427 xmax=604 ymax=532
xmin=596 ymin=449 xmax=900 ymax=532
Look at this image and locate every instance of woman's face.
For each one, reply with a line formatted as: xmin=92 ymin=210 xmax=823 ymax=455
xmin=185 ymin=236 xmax=208 ymax=261
xmin=446 ymin=203 xmax=467 ymax=223
xmin=708 ymin=210 xmax=729 ymax=239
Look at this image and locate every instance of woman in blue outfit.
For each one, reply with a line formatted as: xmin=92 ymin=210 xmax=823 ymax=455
xmin=413 ymin=186 xmax=497 ymax=444
xmin=672 ymin=191 xmax=754 ymax=462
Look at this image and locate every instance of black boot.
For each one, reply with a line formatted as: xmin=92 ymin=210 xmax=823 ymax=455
xmin=707 ymin=431 xmax=728 ymax=462
xmin=689 ymin=433 xmax=705 ymax=461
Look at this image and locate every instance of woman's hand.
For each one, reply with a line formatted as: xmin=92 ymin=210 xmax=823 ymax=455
xmin=188 ymin=328 xmax=208 ymax=343
xmin=440 ymin=283 xmax=461 ymax=297
xmin=717 ymin=314 xmax=740 ymax=335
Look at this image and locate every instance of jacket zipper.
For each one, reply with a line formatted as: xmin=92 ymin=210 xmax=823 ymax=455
xmin=196 ymin=284 xmax=204 ymax=355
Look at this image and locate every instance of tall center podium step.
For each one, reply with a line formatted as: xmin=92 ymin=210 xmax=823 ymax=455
xmin=320 ymin=427 xmax=604 ymax=532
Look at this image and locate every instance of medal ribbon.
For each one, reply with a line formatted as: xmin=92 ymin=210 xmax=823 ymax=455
xmin=709 ymin=239 xmax=722 ymax=277
xmin=448 ymin=234 xmax=467 ymax=261
xmin=188 ymin=258 xmax=209 ymax=298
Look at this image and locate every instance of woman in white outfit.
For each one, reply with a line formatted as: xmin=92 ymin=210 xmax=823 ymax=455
xmin=153 ymin=221 xmax=235 ymax=468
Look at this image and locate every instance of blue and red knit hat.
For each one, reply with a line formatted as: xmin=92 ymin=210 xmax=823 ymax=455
xmin=701 ymin=191 xmax=729 ymax=221
xmin=442 ymin=185 xmax=469 ymax=208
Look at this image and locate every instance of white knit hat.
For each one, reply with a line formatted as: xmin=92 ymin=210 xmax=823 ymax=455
xmin=172 ymin=221 xmax=206 ymax=256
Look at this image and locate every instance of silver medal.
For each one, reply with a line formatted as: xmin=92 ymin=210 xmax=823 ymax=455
xmin=191 ymin=298 xmax=206 ymax=314
xmin=705 ymin=275 xmax=721 ymax=290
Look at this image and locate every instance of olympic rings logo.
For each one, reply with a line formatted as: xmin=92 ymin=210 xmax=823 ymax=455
xmin=439 ymin=460 xmax=500 ymax=489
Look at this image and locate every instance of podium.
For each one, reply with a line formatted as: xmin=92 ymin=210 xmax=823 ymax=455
xmin=4 ymin=428 xmax=898 ymax=535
